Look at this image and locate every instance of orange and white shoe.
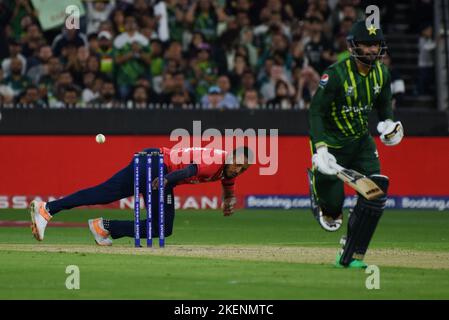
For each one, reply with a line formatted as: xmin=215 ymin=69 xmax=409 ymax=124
xmin=30 ymin=200 xmax=52 ymax=241
xmin=88 ymin=218 xmax=112 ymax=246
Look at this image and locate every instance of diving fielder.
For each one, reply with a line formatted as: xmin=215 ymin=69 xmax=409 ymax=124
xmin=30 ymin=147 xmax=251 ymax=246
xmin=308 ymin=21 xmax=404 ymax=268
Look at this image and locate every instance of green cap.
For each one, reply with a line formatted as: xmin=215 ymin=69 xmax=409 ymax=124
xmin=347 ymin=20 xmax=385 ymax=43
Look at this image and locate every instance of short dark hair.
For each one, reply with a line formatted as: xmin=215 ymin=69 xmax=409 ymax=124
xmin=233 ymin=146 xmax=254 ymax=163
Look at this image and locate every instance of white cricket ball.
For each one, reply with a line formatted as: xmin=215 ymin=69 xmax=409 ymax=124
xmin=96 ymin=134 xmax=106 ymax=144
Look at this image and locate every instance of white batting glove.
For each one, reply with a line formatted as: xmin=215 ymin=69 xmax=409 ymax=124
xmin=312 ymin=146 xmax=338 ymax=175
xmin=377 ymin=119 xmax=404 ymax=146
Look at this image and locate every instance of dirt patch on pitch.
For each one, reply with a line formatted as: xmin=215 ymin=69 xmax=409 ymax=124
xmin=0 ymin=244 xmax=448 ymax=270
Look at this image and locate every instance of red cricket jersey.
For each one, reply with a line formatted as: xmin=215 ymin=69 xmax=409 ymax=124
xmin=161 ymin=147 xmax=236 ymax=189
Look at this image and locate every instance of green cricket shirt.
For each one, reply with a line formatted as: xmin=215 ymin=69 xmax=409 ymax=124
xmin=309 ymin=57 xmax=394 ymax=149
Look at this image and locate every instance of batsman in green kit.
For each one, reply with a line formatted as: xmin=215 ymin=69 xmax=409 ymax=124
xmin=307 ymin=21 xmax=404 ymax=268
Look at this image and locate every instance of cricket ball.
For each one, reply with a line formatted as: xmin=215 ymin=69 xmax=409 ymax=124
xmin=96 ymin=134 xmax=106 ymax=144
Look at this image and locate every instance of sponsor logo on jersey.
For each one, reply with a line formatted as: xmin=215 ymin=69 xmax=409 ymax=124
xmin=319 ymin=74 xmax=329 ymax=87
xmin=346 ymin=86 xmax=354 ymax=97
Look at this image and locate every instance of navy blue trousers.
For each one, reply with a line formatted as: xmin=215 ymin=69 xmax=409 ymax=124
xmin=47 ymin=148 xmax=175 ymax=239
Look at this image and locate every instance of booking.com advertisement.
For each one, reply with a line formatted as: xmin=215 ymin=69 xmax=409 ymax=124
xmin=1 ymin=134 xmax=448 ymax=210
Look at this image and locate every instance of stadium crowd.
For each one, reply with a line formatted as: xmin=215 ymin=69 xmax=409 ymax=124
xmin=0 ymin=0 xmax=424 ymax=110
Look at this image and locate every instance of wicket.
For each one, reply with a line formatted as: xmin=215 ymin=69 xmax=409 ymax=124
xmin=133 ymin=151 xmax=165 ymax=248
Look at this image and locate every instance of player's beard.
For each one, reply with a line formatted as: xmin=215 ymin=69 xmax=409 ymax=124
xmin=354 ymin=49 xmax=379 ymax=67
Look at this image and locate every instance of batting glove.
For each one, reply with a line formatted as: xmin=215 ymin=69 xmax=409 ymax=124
xmin=377 ymin=119 xmax=404 ymax=146
xmin=312 ymin=146 xmax=338 ymax=175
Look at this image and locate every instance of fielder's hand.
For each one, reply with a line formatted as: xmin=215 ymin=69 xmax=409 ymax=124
xmin=223 ymin=197 xmax=236 ymax=216
xmin=377 ymin=119 xmax=404 ymax=146
xmin=152 ymin=177 xmax=168 ymax=190
xmin=312 ymin=146 xmax=338 ymax=175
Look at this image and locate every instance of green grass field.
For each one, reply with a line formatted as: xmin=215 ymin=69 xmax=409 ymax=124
xmin=1 ymin=209 xmax=449 ymax=299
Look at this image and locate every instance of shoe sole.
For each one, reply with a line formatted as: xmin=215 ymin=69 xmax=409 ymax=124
xmin=88 ymin=219 xmax=112 ymax=247
xmin=30 ymin=201 xmax=42 ymax=241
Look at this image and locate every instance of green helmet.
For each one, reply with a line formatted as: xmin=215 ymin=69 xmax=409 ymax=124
xmin=346 ymin=20 xmax=387 ymax=66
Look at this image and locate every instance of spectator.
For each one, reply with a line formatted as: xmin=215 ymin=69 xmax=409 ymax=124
xmin=303 ymin=15 xmax=336 ymax=75
xmin=62 ymin=86 xmax=81 ymax=107
xmin=267 ymin=80 xmax=295 ymax=110
xmin=92 ymin=80 xmax=120 ymax=108
xmin=239 ymin=27 xmax=258 ymax=69
xmin=241 ymin=89 xmax=260 ymax=110
xmin=201 ymin=85 xmax=228 ymax=109
xmin=236 ymin=70 xmax=256 ymax=100
xmin=0 ymin=69 xmax=14 ymax=104
xmin=48 ymin=71 xmax=76 ymax=108
xmin=130 ymin=85 xmax=150 ymax=109
xmin=258 ymin=32 xmax=292 ymax=71
xmin=2 ymin=38 xmax=27 ymax=77
xmin=153 ymin=0 xmax=170 ymax=42
xmin=96 ymin=31 xmax=115 ymax=76
xmin=330 ymin=2 xmax=363 ymax=35
xmin=216 ymin=74 xmax=239 ymax=109
xmin=38 ymin=57 xmax=63 ymax=103
xmin=87 ymin=33 xmax=100 ymax=53
xmin=166 ymin=0 xmax=188 ymax=42
xmin=81 ymin=72 xmax=102 ymax=103
xmin=170 ymin=89 xmax=191 ymax=109
xmin=66 ymin=46 xmax=90 ymax=86
xmin=134 ymin=76 xmax=161 ymax=103
xmin=188 ymin=31 xmax=207 ymax=54
xmin=98 ymin=20 xmax=116 ymax=37
xmin=113 ymin=15 xmax=149 ymax=48
xmin=149 ymin=39 xmax=165 ymax=81
xmin=235 ymin=10 xmax=251 ymax=30
xmin=113 ymin=15 xmax=151 ymax=99
xmin=335 ymin=17 xmax=353 ymax=62
xmin=27 ymin=45 xmax=53 ymax=84
xmin=257 ymin=56 xmax=274 ymax=87
xmin=86 ymin=0 xmax=116 ymax=35
xmin=295 ymin=66 xmax=320 ymax=109
xmin=9 ymin=0 xmax=36 ymax=41
xmin=111 ymin=9 xmax=126 ymax=35
xmin=190 ymin=43 xmax=218 ymax=100
xmin=164 ymin=40 xmax=184 ymax=66
xmin=186 ymin=0 xmax=226 ymax=42
xmin=1 ymin=57 xmax=30 ymax=97
xmin=227 ymin=54 xmax=248 ymax=92
xmin=160 ymin=72 xmax=176 ymax=102
xmin=18 ymin=85 xmax=46 ymax=108
xmin=52 ymin=26 xmax=88 ymax=57
xmin=260 ymin=63 xmax=293 ymax=102
xmin=417 ymin=24 xmax=436 ymax=95
xmin=141 ymin=16 xmax=160 ymax=44
xmin=21 ymin=23 xmax=46 ymax=57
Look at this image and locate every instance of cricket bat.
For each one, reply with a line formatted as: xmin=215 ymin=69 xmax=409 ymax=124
xmin=330 ymin=163 xmax=384 ymax=200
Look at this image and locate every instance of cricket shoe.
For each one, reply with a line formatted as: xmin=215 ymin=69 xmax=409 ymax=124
xmin=30 ymin=200 xmax=52 ymax=241
xmin=318 ymin=211 xmax=343 ymax=232
xmin=88 ymin=218 xmax=112 ymax=246
xmin=335 ymin=252 xmax=368 ymax=269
